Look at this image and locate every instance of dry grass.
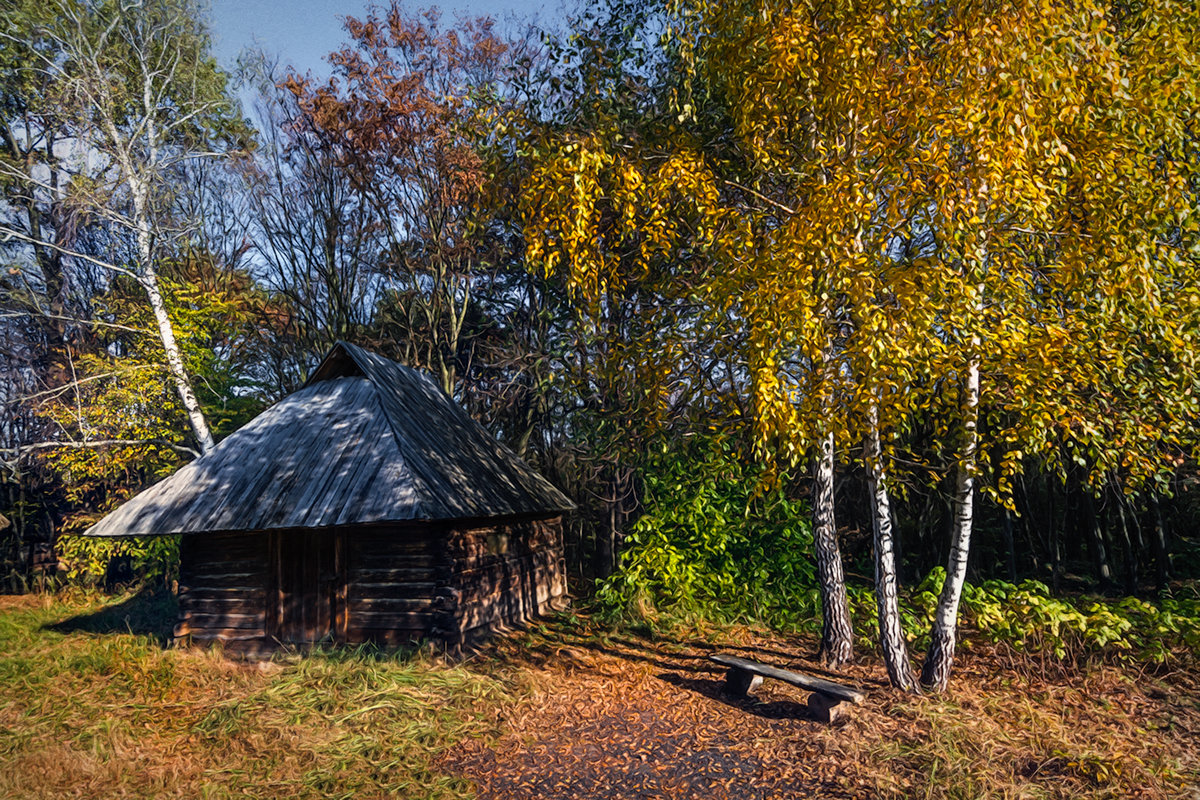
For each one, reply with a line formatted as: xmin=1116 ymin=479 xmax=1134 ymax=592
xmin=0 ymin=591 xmax=522 ymax=799
xmin=2 ymin=592 xmax=1197 ymax=799
xmin=843 ymin=647 xmax=1200 ymax=799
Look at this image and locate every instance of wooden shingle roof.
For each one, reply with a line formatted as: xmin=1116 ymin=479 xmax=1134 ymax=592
xmin=86 ymin=342 xmax=574 ymax=537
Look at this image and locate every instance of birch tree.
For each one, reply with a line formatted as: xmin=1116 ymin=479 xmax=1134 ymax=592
xmin=0 ymin=0 xmax=247 ymax=456
xmin=899 ymin=0 xmax=1200 ymax=692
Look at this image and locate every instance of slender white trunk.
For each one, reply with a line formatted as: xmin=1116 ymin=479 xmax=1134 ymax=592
xmin=920 ymin=350 xmax=980 ymax=692
xmin=866 ymin=399 xmax=918 ymax=692
xmin=131 ymin=176 xmax=215 ymax=455
xmin=813 ymin=429 xmax=854 ymax=667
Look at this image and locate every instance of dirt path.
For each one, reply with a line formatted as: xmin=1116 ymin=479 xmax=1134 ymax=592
xmin=445 ymin=629 xmax=890 ymax=799
xmin=443 ymin=622 xmax=1200 ymax=800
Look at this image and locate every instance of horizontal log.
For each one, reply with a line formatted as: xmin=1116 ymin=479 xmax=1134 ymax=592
xmin=447 ymin=522 xmax=559 ymax=554
xmin=348 ymin=596 xmax=435 ymax=613
xmin=454 ymin=590 xmax=539 ymax=633
xmin=349 ymin=553 xmax=437 ymax=571
xmin=178 ymin=586 xmax=266 ymax=601
xmin=348 ymin=566 xmax=438 ymax=583
xmin=178 ymin=597 xmax=264 ymax=617
xmin=179 ymin=570 xmax=266 ymax=585
xmin=449 ymin=549 xmax=560 ymax=577
xmin=454 ymin=563 xmax=561 ymax=604
xmin=349 ymin=609 xmax=436 ymax=628
xmin=187 ymin=628 xmax=267 ymax=642
xmin=185 ymin=538 xmax=266 ymax=560
xmin=349 ymin=533 xmax=435 ymax=552
xmin=179 ymin=612 xmax=265 ymax=630
xmin=349 ymin=582 xmax=438 ymax=600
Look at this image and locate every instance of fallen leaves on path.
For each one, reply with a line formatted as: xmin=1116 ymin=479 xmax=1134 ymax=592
xmin=445 ymin=627 xmax=891 ymax=799
xmin=442 ymin=621 xmax=1200 ymax=800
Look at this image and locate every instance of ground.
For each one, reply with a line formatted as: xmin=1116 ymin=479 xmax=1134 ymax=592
xmin=1 ymin=591 xmax=1197 ymax=799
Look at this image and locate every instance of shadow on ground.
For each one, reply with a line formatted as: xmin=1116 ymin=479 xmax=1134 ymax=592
xmin=448 ymin=612 xmax=871 ymax=799
xmin=44 ymin=591 xmax=177 ymax=647
xmin=656 ymin=671 xmax=818 ymax=721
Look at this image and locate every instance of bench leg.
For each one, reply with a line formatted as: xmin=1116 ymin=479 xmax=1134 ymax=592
xmin=808 ymin=693 xmax=848 ymax=724
xmin=724 ymin=667 xmax=763 ymax=697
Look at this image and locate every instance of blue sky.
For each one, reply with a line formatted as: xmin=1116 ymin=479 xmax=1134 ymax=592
xmin=209 ymin=0 xmax=568 ymax=78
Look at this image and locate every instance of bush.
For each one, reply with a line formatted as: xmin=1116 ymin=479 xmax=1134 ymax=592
xmin=595 ymin=442 xmax=819 ymax=629
xmin=893 ymin=567 xmax=1200 ymax=663
xmin=959 ymin=577 xmax=1200 ymax=662
xmin=56 ymin=534 xmax=180 ymax=590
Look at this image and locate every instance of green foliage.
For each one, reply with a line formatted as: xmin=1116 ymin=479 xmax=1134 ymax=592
xmin=868 ymin=567 xmax=1200 ymax=663
xmin=595 ymin=442 xmax=818 ymax=629
xmin=37 ymin=260 xmax=274 ymax=587
xmin=958 ymin=578 xmax=1200 ymax=664
xmin=842 ymin=568 xmax=1200 ymax=663
xmin=54 ymin=535 xmax=179 ymax=589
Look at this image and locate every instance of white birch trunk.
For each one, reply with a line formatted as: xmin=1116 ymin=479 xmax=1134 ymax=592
xmin=131 ymin=175 xmax=215 ymax=455
xmin=813 ymin=429 xmax=854 ymax=667
xmin=919 ymin=350 xmax=981 ymax=692
xmin=866 ymin=399 xmax=918 ymax=692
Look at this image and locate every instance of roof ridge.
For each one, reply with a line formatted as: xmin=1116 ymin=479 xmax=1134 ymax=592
xmin=337 ymin=343 xmax=444 ymax=520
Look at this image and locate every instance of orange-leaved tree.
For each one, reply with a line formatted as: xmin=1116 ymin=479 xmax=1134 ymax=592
xmin=285 ymin=4 xmax=512 ymax=395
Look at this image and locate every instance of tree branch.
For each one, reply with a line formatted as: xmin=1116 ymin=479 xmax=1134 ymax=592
xmin=1 ymin=439 xmax=199 ymax=471
xmin=0 ymin=226 xmax=140 ymax=281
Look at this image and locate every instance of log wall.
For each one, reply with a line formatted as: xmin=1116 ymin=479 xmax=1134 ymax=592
xmin=176 ymin=532 xmax=269 ymax=645
xmin=443 ymin=516 xmax=567 ymax=644
xmin=174 ymin=515 xmax=567 ymax=652
xmin=342 ymin=526 xmax=444 ymax=646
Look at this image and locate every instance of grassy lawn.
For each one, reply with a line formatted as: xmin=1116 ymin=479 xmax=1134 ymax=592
xmin=0 ymin=591 xmax=522 ymax=800
xmin=1 ymin=591 xmax=1197 ymax=799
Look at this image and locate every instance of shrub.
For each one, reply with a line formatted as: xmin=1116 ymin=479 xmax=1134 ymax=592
xmin=595 ymin=442 xmax=818 ymax=629
xmin=56 ymin=534 xmax=179 ymax=590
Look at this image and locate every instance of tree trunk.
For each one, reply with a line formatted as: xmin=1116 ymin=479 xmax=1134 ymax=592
xmin=865 ymin=402 xmax=918 ymax=692
xmin=1149 ymin=495 xmax=1170 ymax=592
xmin=813 ymin=431 xmax=854 ymax=667
xmin=1002 ymin=509 xmax=1017 ymax=582
xmin=131 ymin=178 xmax=215 ymax=456
xmin=1047 ymin=475 xmax=1062 ymax=593
xmin=920 ymin=351 xmax=980 ymax=693
xmin=1113 ymin=485 xmax=1137 ymax=596
xmin=1085 ymin=491 xmax=1114 ymax=593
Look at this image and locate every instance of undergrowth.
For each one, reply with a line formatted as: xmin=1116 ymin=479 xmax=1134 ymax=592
xmin=854 ymin=665 xmax=1197 ymax=800
xmin=594 ymin=443 xmax=821 ymax=630
xmin=594 ymin=445 xmax=1200 ymax=667
xmin=0 ymin=590 xmax=524 ymax=800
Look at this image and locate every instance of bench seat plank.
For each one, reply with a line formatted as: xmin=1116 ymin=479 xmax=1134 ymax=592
xmin=709 ymin=654 xmax=865 ymax=704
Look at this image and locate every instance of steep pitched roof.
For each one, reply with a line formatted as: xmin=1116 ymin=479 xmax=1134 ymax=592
xmin=87 ymin=342 xmax=574 ymax=537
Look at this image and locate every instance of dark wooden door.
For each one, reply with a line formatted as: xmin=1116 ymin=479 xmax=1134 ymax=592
xmin=272 ymin=530 xmax=339 ymax=644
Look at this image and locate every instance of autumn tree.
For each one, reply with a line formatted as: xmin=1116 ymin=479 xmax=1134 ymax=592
xmin=518 ymin=0 xmax=758 ymax=577
xmin=861 ymin=0 xmax=1200 ymax=692
xmin=0 ymin=0 xmax=249 ymax=456
xmin=681 ymin=0 xmax=1200 ymax=692
xmin=688 ymin=0 xmax=919 ymax=672
xmin=238 ymin=56 xmax=379 ymax=371
xmin=284 ymin=5 xmax=516 ymax=396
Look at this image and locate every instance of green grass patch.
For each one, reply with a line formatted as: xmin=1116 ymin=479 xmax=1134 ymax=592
xmin=0 ymin=591 xmax=523 ymax=799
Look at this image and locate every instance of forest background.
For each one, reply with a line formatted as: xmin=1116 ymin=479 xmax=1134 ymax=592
xmin=2 ymin=0 xmax=1199 ymax=693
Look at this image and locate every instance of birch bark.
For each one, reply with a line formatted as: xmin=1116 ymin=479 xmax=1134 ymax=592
xmin=813 ymin=429 xmax=854 ymax=666
xmin=865 ymin=399 xmax=918 ymax=692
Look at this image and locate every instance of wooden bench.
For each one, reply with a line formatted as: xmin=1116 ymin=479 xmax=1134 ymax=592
xmin=709 ymin=654 xmax=866 ymax=723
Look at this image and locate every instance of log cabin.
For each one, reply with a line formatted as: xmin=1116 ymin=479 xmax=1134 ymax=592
xmin=86 ymin=342 xmax=573 ymax=653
